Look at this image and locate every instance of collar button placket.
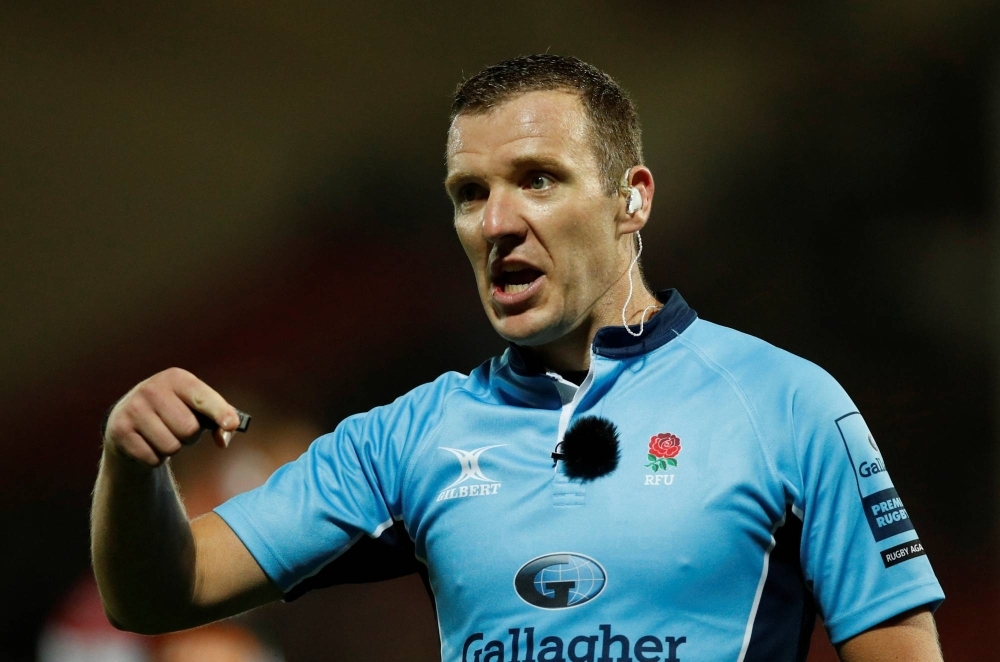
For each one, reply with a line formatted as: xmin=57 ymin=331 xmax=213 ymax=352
xmin=548 ymin=355 xmax=596 ymax=507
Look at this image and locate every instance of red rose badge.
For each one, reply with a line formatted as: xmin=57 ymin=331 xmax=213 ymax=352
xmin=645 ymin=433 xmax=681 ymax=471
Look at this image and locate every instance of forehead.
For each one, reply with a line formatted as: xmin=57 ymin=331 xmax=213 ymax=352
xmin=446 ymin=90 xmax=596 ymax=176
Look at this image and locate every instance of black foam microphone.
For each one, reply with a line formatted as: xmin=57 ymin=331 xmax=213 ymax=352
xmin=551 ymin=415 xmax=621 ymax=481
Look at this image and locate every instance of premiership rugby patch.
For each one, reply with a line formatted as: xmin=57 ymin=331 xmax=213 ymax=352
xmin=862 ymin=488 xmax=912 ymax=541
xmin=835 ymin=412 xmax=915 ymax=542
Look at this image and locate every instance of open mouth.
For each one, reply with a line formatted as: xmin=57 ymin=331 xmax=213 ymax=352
xmin=493 ymin=266 xmax=544 ymax=295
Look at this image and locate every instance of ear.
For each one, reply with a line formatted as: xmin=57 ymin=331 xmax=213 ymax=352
xmin=617 ymin=166 xmax=655 ymax=236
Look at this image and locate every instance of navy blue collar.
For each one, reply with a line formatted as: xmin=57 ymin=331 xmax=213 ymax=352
xmin=508 ymin=289 xmax=697 ymax=372
xmin=592 ymin=288 xmax=697 ymax=359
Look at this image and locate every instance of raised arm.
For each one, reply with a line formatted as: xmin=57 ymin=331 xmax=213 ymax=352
xmin=90 ymin=368 xmax=283 ymax=635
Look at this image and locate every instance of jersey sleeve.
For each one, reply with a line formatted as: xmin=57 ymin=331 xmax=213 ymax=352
xmin=787 ymin=365 xmax=944 ymax=644
xmin=213 ymin=376 xmax=454 ymax=594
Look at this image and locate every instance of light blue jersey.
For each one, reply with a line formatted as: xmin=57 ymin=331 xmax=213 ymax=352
xmin=216 ymin=290 xmax=943 ymax=661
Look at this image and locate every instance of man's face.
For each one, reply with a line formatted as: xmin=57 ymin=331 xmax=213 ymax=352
xmin=446 ymin=90 xmax=627 ymax=347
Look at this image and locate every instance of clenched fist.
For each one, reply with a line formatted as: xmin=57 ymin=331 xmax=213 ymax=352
xmin=103 ymin=368 xmax=241 ymax=467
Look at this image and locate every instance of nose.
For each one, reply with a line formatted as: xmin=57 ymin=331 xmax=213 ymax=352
xmin=481 ymin=188 xmax=526 ymax=246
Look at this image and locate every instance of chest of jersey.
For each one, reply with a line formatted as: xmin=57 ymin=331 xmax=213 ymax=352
xmin=402 ymin=361 xmax=787 ymax=661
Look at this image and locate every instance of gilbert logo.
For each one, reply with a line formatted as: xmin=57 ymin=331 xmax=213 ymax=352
xmin=437 ymin=445 xmax=505 ymax=502
xmin=644 ymin=433 xmax=681 ymax=486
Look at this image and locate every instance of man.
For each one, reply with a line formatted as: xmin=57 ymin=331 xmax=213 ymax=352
xmin=92 ymin=55 xmax=944 ymax=661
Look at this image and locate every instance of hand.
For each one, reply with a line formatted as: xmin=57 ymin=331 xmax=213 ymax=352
xmin=103 ymin=368 xmax=240 ymax=467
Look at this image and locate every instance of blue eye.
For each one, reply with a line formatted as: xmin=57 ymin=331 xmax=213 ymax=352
xmin=529 ymin=174 xmax=552 ymax=190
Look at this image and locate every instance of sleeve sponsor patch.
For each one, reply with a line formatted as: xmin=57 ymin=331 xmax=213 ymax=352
xmin=835 ymin=412 xmax=915 ymax=542
xmin=881 ymin=539 xmax=927 ymax=568
xmin=862 ymin=487 xmax=914 ymax=542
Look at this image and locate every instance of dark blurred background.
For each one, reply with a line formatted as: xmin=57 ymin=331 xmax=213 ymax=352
xmin=1 ymin=1 xmax=997 ymax=660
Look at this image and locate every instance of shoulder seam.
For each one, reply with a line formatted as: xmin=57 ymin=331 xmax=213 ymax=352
xmin=788 ymin=388 xmax=807 ymax=515
xmin=397 ymin=374 xmax=482 ymax=521
xmin=674 ymin=334 xmax=784 ymax=495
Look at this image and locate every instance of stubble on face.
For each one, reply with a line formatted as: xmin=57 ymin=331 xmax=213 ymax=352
xmin=446 ymin=91 xmax=637 ymax=366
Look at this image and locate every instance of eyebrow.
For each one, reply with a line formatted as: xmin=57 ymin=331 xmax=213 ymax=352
xmin=444 ymin=154 xmax=570 ymax=191
xmin=443 ymin=170 xmax=474 ymax=192
xmin=509 ymin=154 xmax=569 ymax=174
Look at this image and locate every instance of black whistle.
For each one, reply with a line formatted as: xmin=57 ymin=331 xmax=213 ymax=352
xmin=194 ymin=408 xmax=252 ymax=433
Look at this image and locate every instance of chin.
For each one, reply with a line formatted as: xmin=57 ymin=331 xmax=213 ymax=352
xmin=488 ymin=310 xmax=565 ymax=347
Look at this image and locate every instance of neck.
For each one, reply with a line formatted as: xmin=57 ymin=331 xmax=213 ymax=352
xmin=529 ymin=285 xmax=661 ymax=376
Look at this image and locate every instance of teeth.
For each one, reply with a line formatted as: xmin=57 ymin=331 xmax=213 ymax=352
xmin=504 ymin=283 xmax=531 ymax=294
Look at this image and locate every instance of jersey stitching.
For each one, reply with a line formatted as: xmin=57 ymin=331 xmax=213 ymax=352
xmin=397 ymin=377 xmax=480 ymax=527
xmin=371 ymin=515 xmax=397 ymax=539
xmin=788 ymin=388 xmax=808 ymax=518
xmin=224 ymin=500 xmax=363 ymax=592
xmin=822 ymin=576 xmax=942 ymax=643
xmin=674 ymin=334 xmax=784 ymax=494
xmin=224 ymin=500 xmax=295 ymax=582
xmin=285 ymin=531 xmax=364 ymax=592
xmin=737 ymin=510 xmax=787 ymax=662
xmin=343 ymin=416 xmax=396 ymax=532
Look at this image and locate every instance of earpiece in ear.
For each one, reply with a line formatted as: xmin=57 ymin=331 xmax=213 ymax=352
xmin=626 ymin=187 xmax=641 ymax=215
xmin=620 ymin=167 xmax=642 ymax=214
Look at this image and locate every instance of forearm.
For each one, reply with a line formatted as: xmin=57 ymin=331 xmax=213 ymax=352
xmin=836 ymin=608 xmax=942 ymax=662
xmin=91 ymin=369 xmax=281 ymax=632
xmin=91 ymin=446 xmax=196 ymax=634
